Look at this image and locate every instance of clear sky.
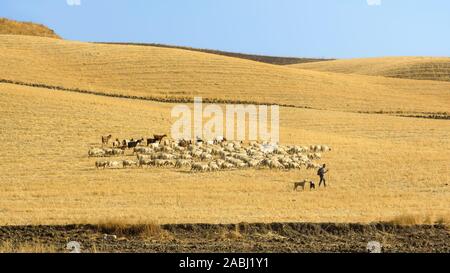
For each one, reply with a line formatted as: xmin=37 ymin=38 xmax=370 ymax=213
xmin=1 ymin=0 xmax=450 ymax=58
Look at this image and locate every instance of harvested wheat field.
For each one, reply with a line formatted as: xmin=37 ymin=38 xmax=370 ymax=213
xmin=1 ymin=35 xmax=450 ymax=114
xmin=0 ymin=81 xmax=449 ymax=226
xmin=0 ymin=31 xmax=449 ymax=253
xmin=290 ymin=57 xmax=450 ymax=82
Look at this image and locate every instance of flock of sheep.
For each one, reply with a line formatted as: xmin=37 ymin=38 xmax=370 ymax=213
xmin=88 ymin=136 xmax=331 ymax=173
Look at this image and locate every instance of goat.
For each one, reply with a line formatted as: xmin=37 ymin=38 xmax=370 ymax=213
xmin=153 ymin=134 xmax=167 ymax=144
xmin=147 ymin=138 xmax=157 ymax=146
xmin=127 ymin=139 xmax=143 ymax=149
xmin=102 ymin=135 xmax=112 ymax=145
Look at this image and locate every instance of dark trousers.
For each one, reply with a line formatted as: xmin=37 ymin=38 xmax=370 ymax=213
xmin=319 ymin=175 xmax=326 ymax=187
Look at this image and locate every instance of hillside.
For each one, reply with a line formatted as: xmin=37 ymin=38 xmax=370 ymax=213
xmin=99 ymin=42 xmax=333 ymax=65
xmin=0 ymin=18 xmax=60 ymax=39
xmin=290 ymin=57 xmax=450 ymax=82
xmin=1 ymin=35 xmax=449 ymax=114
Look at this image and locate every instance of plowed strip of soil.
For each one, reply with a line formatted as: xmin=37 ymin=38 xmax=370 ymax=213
xmin=0 ymin=223 xmax=448 ymax=253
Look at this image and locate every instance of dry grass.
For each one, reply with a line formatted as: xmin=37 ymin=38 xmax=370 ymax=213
xmin=0 ymin=35 xmax=449 ymax=113
xmin=290 ymin=57 xmax=450 ymax=82
xmin=0 ymin=83 xmax=448 ymax=225
xmin=0 ymin=241 xmax=57 ymax=253
xmin=389 ymin=214 xmax=449 ymax=226
xmin=95 ymin=220 xmax=166 ymax=238
xmin=0 ymin=18 xmax=60 ymax=39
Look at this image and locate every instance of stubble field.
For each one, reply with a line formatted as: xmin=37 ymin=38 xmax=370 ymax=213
xmin=0 ymin=83 xmax=448 ymax=226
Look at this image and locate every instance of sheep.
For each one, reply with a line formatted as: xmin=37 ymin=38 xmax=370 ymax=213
xmin=179 ymin=153 xmax=193 ymax=160
xmin=219 ymin=150 xmax=229 ymax=159
xmin=192 ymin=150 xmax=203 ymax=158
xmin=173 ymin=146 xmax=186 ymax=153
xmin=220 ymin=162 xmax=235 ymax=170
xmin=95 ymin=160 xmax=108 ymax=169
xmin=263 ymin=159 xmax=283 ymax=169
xmin=161 ymin=139 xmax=171 ymax=146
xmin=208 ymin=162 xmax=220 ymax=171
xmin=288 ymin=146 xmax=303 ymax=154
xmin=200 ymin=152 xmax=213 ymax=161
xmin=103 ymin=148 xmax=114 ymax=156
xmin=134 ymin=147 xmax=153 ymax=154
xmin=175 ymin=159 xmax=191 ymax=168
xmin=115 ymin=148 xmax=125 ymax=156
xmin=306 ymin=162 xmax=320 ymax=170
xmin=154 ymin=159 xmax=168 ymax=167
xmin=213 ymin=136 xmax=225 ymax=144
xmin=139 ymin=158 xmax=153 ymax=168
xmin=123 ymin=160 xmax=138 ymax=168
xmin=211 ymin=147 xmax=223 ymax=156
xmin=107 ymin=160 xmax=122 ymax=169
xmin=88 ymin=148 xmax=106 ymax=157
xmin=92 ymin=136 xmax=329 ymax=174
xmin=160 ymin=153 xmax=176 ymax=160
xmin=191 ymin=163 xmax=209 ymax=172
xmin=165 ymin=160 xmax=176 ymax=167
xmin=247 ymin=159 xmax=261 ymax=168
xmin=274 ymin=147 xmax=287 ymax=155
xmin=148 ymin=143 xmax=159 ymax=149
xmin=103 ymin=148 xmax=124 ymax=156
xmin=215 ymin=159 xmax=225 ymax=167
xmin=137 ymin=154 xmax=151 ymax=160
xmin=162 ymin=146 xmax=174 ymax=153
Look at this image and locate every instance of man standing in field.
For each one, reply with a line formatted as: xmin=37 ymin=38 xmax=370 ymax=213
xmin=317 ymin=164 xmax=329 ymax=187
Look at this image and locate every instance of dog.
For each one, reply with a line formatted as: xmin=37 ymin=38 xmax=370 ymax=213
xmin=294 ymin=180 xmax=315 ymax=191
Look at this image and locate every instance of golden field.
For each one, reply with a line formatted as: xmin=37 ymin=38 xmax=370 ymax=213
xmin=0 ymin=33 xmax=449 ymax=226
xmin=0 ymin=81 xmax=448 ymax=225
xmin=290 ymin=57 xmax=450 ymax=82
xmin=1 ymin=35 xmax=450 ymax=113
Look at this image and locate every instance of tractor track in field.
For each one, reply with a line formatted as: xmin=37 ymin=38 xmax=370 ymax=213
xmin=2 ymin=78 xmax=448 ymax=120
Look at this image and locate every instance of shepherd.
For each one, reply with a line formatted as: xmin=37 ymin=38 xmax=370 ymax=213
xmin=317 ymin=164 xmax=329 ymax=187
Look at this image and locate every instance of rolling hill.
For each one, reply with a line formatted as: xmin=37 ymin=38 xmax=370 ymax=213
xmin=0 ymin=24 xmax=448 ymax=227
xmin=99 ymin=42 xmax=333 ymax=65
xmin=290 ymin=57 xmax=450 ymax=82
xmin=1 ymin=35 xmax=449 ymax=114
xmin=0 ymin=17 xmax=60 ymax=39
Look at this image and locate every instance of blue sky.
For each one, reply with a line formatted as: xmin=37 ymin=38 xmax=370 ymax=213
xmin=1 ymin=0 xmax=450 ymax=58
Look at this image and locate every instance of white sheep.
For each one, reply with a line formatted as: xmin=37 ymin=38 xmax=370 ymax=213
xmin=134 ymin=147 xmax=153 ymax=154
xmin=200 ymin=152 xmax=212 ymax=161
xmin=175 ymin=159 xmax=191 ymax=168
xmin=208 ymin=162 xmax=220 ymax=171
xmin=89 ymin=148 xmax=106 ymax=157
xmin=139 ymin=158 xmax=153 ymax=168
xmin=123 ymin=160 xmax=138 ymax=168
xmin=107 ymin=160 xmax=122 ymax=169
